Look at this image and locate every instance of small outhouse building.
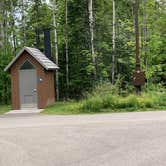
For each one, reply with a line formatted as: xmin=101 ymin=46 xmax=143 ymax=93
xmin=5 ymin=46 xmax=58 ymax=110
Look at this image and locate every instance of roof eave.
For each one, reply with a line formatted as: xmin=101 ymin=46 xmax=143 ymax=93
xmin=4 ymin=46 xmax=59 ymax=72
xmin=4 ymin=47 xmax=26 ymax=72
xmin=24 ymin=47 xmax=59 ymax=70
xmin=46 ymin=66 xmax=59 ymax=71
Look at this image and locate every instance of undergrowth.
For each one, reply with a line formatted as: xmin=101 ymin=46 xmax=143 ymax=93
xmin=79 ymin=83 xmax=166 ymax=113
xmin=44 ymin=82 xmax=166 ymax=114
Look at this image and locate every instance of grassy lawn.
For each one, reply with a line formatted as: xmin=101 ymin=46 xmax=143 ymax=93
xmin=43 ymin=102 xmax=81 ymax=115
xmin=0 ymin=105 xmax=11 ymax=114
xmin=42 ymin=102 xmax=110 ymax=115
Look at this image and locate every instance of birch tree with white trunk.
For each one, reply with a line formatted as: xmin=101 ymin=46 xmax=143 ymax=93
xmin=112 ymin=0 xmax=116 ymax=84
xmin=52 ymin=0 xmax=59 ymax=100
xmin=88 ymin=0 xmax=97 ymax=80
xmin=10 ymin=0 xmax=17 ymax=52
xmin=21 ymin=0 xmax=26 ymax=45
xmin=0 ymin=0 xmax=5 ymax=48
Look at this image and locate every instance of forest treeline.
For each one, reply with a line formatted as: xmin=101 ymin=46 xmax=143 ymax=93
xmin=0 ymin=0 xmax=166 ymax=104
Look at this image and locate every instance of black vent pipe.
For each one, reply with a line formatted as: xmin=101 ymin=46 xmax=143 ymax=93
xmin=44 ymin=28 xmax=51 ymax=60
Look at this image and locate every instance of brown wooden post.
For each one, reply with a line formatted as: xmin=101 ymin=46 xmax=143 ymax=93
xmin=135 ymin=0 xmax=140 ymax=71
xmin=133 ymin=0 xmax=145 ymax=95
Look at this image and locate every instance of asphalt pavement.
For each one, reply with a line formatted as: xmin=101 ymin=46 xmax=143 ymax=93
xmin=0 ymin=111 xmax=166 ymax=166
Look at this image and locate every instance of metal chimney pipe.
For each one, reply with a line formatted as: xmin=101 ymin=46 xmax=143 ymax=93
xmin=44 ymin=28 xmax=51 ymax=60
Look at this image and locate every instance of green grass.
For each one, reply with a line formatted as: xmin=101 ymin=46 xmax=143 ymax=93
xmin=43 ymin=83 xmax=166 ymax=115
xmin=0 ymin=105 xmax=11 ymax=114
xmin=80 ymin=92 xmax=166 ymax=113
xmin=43 ymin=92 xmax=166 ymax=115
xmin=43 ymin=102 xmax=81 ymax=115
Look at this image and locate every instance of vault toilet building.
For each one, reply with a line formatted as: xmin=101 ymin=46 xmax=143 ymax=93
xmin=5 ymin=46 xmax=58 ymax=110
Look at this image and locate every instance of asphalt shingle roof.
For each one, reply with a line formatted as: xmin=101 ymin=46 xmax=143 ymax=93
xmin=4 ymin=46 xmax=59 ymax=71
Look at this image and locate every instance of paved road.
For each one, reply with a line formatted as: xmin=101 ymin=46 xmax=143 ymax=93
xmin=0 ymin=111 xmax=166 ymax=166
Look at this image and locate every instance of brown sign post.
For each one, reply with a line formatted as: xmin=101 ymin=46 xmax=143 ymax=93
xmin=133 ymin=0 xmax=145 ymax=95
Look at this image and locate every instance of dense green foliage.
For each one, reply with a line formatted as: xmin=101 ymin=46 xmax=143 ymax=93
xmin=0 ymin=47 xmax=13 ymax=104
xmin=79 ymin=83 xmax=166 ymax=112
xmin=44 ymin=83 xmax=166 ymax=114
xmin=0 ymin=0 xmax=165 ymax=104
xmin=0 ymin=105 xmax=11 ymax=114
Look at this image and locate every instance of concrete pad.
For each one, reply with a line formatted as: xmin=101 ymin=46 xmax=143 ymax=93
xmin=5 ymin=109 xmax=43 ymax=115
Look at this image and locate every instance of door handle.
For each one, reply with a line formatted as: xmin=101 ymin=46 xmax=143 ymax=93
xmin=33 ymin=89 xmax=37 ymax=92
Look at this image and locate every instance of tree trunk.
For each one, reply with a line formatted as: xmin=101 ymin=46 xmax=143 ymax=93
xmin=3 ymin=5 xmax=7 ymax=47
xmin=134 ymin=0 xmax=142 ymax=95
xmin=21 ymin=0 xmax=26 ymax=45
xmin=0 ymin=0 xmax=8 ymax=48
xmin=134 ymin=0 xmax=140 ymax=71
xmin=0 ymin=0 xmax=5 ymax=48
xmin=88 ymin=0 xmax=97 ymax=81
xmin=112 ymin=0 xmax=115 ymax=84
xmin=143 ymin=0 xmax=147 ymax=77
xmin=52 ymin=0 xmax=59 ymax=100
xmin=65 ymin=0 xmax=69 ymax=99
xmin=10 ymin=0 xmax=16 ymax=52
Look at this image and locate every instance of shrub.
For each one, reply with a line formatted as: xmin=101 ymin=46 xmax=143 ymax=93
xmin=102 ymin=94 xmax=117 ymax=109
xmin=45 ymin=83 xmax=166 ymax=114
xmin=81 ymin=96 xmax=103 ymax=112
xmin=116 ymin=95 xmax=139 ymax=109
xmin=83 ymin=82 xmax=119 ymax=99
xmin=79 ymin=82 xmax=166 ymax=113
xmin=153 ymin=92 xmax=166 ymax=108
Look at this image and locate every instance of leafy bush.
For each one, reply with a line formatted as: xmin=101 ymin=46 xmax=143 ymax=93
xmin=78 ymin=82 xmax=166 ymax=113
xmin=0 ymin=47 xmax=13 ymax=104
xmin=81 ymin=96 xmax=103 ymax=112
